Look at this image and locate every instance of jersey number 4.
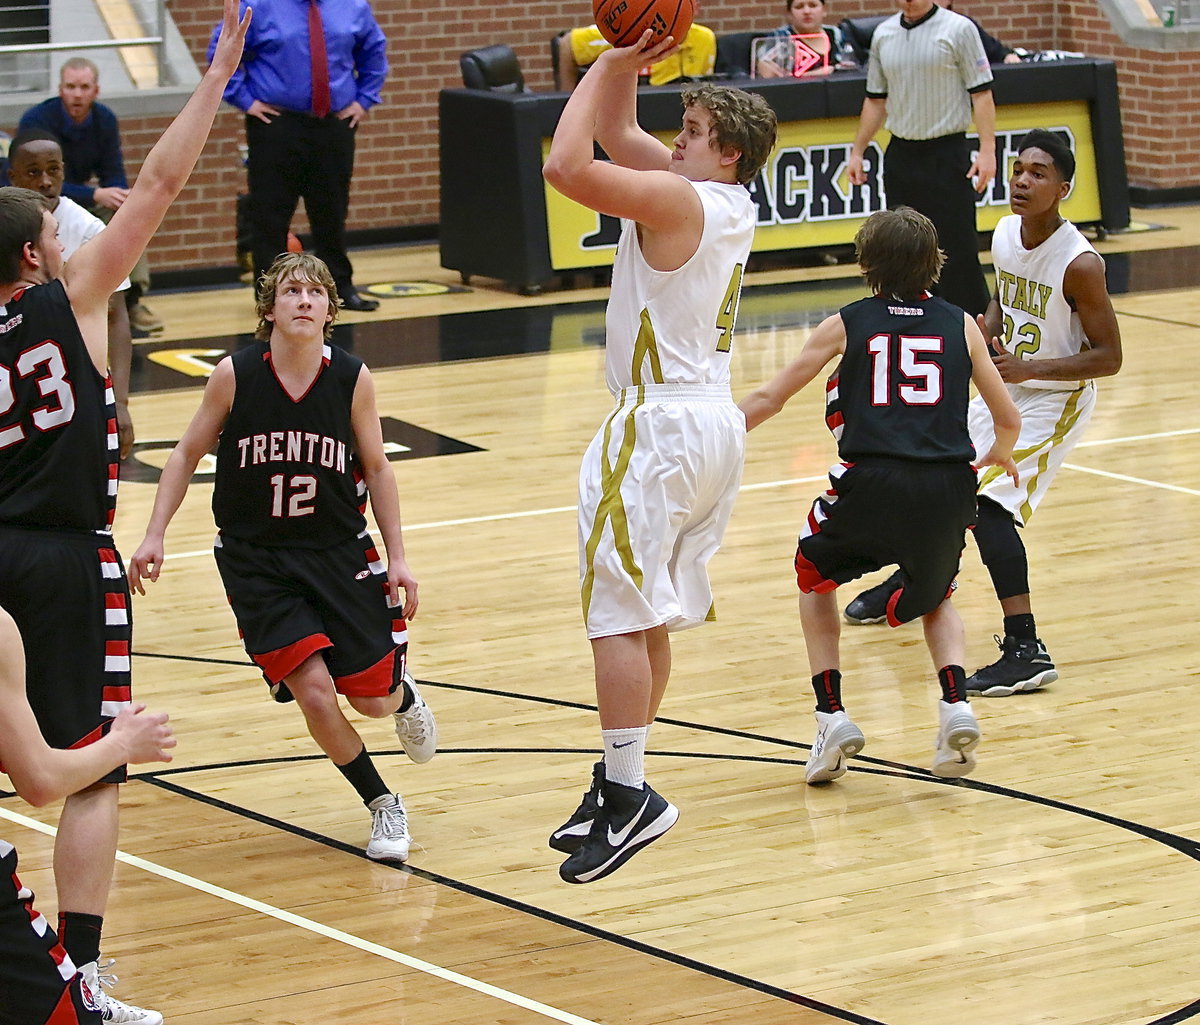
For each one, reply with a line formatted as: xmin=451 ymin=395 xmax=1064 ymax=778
xmin=0 ymin=342 xmax=76 ymax=450
xmin=866 ymin=333 xmax=944 ymax=406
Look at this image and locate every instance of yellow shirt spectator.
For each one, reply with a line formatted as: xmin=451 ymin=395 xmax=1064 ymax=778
xmin=557 ymin=24 xmax=717 ymax=89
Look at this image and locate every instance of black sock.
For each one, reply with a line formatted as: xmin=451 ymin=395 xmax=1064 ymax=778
xmin=938 ymin=665 xmax=968 ymax=704
xmin=812 ymin=670 xmax=843 ymax=713
xmin=1004 ymin=613 xmax=1037 ymax=641
xmin=334 ymin=745 xmax=390 ymax=806
xmin=57 ymin=911 xmax=103 ymax=967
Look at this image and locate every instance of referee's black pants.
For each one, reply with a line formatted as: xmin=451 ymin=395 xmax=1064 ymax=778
xmin=884 ymin=133 xmax=992 ymax=318
xmin=245 ymin=111 xmax=359 ymax=298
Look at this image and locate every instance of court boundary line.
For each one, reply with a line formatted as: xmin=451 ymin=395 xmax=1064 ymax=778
xmin=0 ymin=805 xmax=603 ymax=1025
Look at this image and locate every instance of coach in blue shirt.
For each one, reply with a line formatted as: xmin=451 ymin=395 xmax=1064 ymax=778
xmin=209 ymin=0 xmax=388 ymax=311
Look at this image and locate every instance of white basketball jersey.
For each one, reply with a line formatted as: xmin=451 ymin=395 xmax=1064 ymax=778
xmin=604 ymin=179 xmax=755 ymax=394
xmin=991 ymin=214 xmax=1099 ymax=392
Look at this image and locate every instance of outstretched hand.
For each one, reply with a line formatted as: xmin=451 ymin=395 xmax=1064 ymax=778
xmin=208 ymin=0 xmax=251 ymax=79
xmin=595 ymin=29 xmax=681 ymax=73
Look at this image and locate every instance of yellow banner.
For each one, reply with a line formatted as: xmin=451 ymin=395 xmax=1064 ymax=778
xmin=543 ymin=99 xmax=1100 ymax=271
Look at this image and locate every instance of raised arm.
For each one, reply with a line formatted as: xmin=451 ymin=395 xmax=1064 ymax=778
xmin=543 ymin=33 xmax=701 ymax=237
xmin=350 ymin=367 xmax=417 ymax=620
xmin=739 ymin=312 xmax=848 ymax=430
xmin=128 ymin=358 xmax=235 ymax=594
xmin=0 ymin=609 xmax=174 ymax=806
xmin=63 ymin=0 xmax=250 ymax=348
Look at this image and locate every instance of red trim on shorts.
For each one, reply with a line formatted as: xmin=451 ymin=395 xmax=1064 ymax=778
xmin=794 ymin=548 xmax=838 ymax=594
xmin=68 ymin=723 xmax=107 ymax=750
xmin=885 ymin=587 xmax=905 ymax=627
xmin=335 ymin=647 xmax=398 ymax=698
xmin=42 ymin=981 xmax=87 ymax=1025
xmin=253 ymin=634 xmax=333 ymax=685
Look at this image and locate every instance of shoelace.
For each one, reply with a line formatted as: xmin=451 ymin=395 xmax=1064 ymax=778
xmin=394 ymin=703 xmax=429 ymax=741
xmin=373 ymin=802 xmax=409 ymax=839
xmin=93 ymin=958 xmax=119 ymax=991
xmin=89 ymin=960 xmax=155 ymax=1022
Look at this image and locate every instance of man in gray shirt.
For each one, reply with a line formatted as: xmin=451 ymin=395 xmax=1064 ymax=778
xmin=846 ymin=0 xmax=996 ymax=316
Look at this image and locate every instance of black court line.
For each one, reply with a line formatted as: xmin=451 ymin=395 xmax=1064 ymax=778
xmin=129 ymin=649 xmax=1200 ymax=1025
xmin=136 ymin=762 xmax=885 ymax=1025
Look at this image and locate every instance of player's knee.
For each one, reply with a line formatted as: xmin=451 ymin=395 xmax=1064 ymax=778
xmin=346 ymin=694 xmax=394 ymax=718
xmin=974 ymin=498 xmax=1029 ymax=598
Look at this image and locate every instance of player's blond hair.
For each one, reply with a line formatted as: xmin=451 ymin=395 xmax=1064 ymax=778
xmin=680 ymin=84 xmax=779 ymax=185
xmin=254 ymin=252 xmax=340 ymax=340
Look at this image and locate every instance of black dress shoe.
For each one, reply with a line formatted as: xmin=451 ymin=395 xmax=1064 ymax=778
xmin=341 ymin=292 xmax=379 ymax=312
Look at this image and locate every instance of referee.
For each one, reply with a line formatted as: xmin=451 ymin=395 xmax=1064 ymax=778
xmin=847 ymin=0 xmax=995 ymax=316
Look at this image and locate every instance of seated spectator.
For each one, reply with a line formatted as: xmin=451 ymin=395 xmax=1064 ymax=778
xmin=756 ymin=0 xmax=857 ymax=78
xmin=939 ymin=1 xmax=1021 ymax=63
xmin=555 ymin=19 xmax=716 ymax=90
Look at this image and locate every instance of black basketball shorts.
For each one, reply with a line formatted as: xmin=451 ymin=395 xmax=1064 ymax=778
xmin=794 ymin=458 xmax=978 ymax=625
xmin=214 ymin=531 xmax=408 ymax=696
xmin=0 ymin=526 xmax=131 ymax=784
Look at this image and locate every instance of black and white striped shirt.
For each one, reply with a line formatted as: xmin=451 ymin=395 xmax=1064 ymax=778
xmin=866 ymin=6 xmax=992 ymax=140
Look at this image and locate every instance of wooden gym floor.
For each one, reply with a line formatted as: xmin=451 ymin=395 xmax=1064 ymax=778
xmin=3 ymin=207 xmax=1199 ymax=1025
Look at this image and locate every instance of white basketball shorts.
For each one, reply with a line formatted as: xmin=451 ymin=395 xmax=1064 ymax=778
xmin=969 ymin=380 xmax=1096 ymax=526
xmin=578 ymin=383 xmax=746 ymax=639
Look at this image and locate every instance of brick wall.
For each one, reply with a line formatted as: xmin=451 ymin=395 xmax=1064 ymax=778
xmin=114 ymin=1 xmax=1199 ymax=276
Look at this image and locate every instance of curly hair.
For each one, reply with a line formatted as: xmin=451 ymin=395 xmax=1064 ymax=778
xmin=854 ymin=207 xmax=946 ymax=301
xmin=680 ymin=84 xmax=779 ymax=185
xmin=254 ymin=252 xmax=340 ymax=340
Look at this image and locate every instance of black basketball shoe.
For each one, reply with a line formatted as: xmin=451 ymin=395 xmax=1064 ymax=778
xmin=558 ymin=779 xmax=678 ymax=884
xmin=843 ymin=569 xmax=905 ymax=625
xmin=965 ymin=635 xmax=1058 ymax=697
xmin=548 ymin=761 xmax=605 ymax=854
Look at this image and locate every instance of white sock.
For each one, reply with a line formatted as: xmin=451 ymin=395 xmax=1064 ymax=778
xmin=602 ymin=726 xmax=647 ymax=788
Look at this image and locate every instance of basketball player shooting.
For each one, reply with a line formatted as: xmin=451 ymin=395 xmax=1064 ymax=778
xmin=542 ymin=29 xmax=777 ymax=884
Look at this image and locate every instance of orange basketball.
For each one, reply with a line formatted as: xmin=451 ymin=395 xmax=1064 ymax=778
xmin=285 ymin=231 xmax=303 ymax=254
xmin=592 ymin=0 xmax=695 ymax=48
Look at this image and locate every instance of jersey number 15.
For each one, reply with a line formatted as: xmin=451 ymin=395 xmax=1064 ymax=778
xmin=866 ymin=333 xmax=944 ymax=406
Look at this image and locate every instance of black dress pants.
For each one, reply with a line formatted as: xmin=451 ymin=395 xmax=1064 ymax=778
xmin=245 ymin=111 xmax=358 ymax=297
xmin=884 ymin=133 xmax=992 ymax=318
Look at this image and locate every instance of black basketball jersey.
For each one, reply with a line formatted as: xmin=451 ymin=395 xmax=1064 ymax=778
xmin=0 ymin=280 xmax=118 ymax=533
xmin=835 ymin=294 xmax=975 ymax=462
xmin=212 ymin=341 xmax=367 ymax=548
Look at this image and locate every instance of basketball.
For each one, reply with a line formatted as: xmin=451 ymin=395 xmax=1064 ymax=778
xmin=592 ymin=0 xmax=695 ymax=49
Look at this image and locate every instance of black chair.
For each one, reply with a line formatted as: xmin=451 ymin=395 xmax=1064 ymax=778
xmin=838 ymin=15 xmax=889 ymax=66
xmin=714 ymin=29 xmax=764 ymax=78
xmin=459 ymin=44 xmax=526 ymax=92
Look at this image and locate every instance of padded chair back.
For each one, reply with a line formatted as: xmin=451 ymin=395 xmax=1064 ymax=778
xmin=838 ymin=15 xmax=889 ymax=65
xmin=715 ymin=29 xmax=763 ymax=77
xmin=460 ymin=44 xmax=526 ymax=92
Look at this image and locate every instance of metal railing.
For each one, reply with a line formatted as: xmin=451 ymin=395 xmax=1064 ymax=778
xmin=0 ymin=0 xmax=170 ymax=97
